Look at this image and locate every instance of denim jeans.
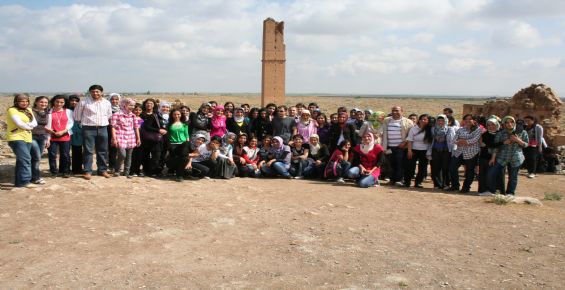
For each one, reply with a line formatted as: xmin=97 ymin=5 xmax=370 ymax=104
xmin=31 ymin=134 xmax=48 ymax=181
xmin=387 ymin=146 xmax=406 ymax=183
xmin=449 ymin=154 xmax=478 ymax=191
xmin=261 ymin=161 xmax=291 ymax=177
xmin=48 ymin=141 xmax=71 ymax=174
xmin=346 ymin=166 xmax=377 ymax=188
xmin=8 ymin=140 xmax=32 ymax=187
xmin=82 ymin=126 xmax=109 ymax=174
xmin=489 ymin=163 xmax=520 ymax=195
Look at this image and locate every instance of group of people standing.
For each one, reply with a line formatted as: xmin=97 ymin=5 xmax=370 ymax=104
xmin=6 ymin=84 xmax=550 ymax=195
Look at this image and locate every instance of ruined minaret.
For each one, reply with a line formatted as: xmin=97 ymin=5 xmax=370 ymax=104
xmin=261 ymin=18 xmax=286 ymax=107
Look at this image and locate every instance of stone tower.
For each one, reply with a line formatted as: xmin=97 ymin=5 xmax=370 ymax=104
xmin=261 ymin=18 xmax=286 ymax=107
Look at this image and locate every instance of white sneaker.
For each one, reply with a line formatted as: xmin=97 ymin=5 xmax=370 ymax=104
xmin=336 ymin=178 xmax=345 ymax=184
xmin=394 ymin=181 xmax=404 ymax=187
xmin=527 ymin=173 xmax=535 ymax=179
xmin=24 ymin=183 xmax=38 ymax=188
xmin=479 ymin=191 xmax=493 ymax=196
xmin=32 ymin=178 xmax=46 ymax=184
xmin=294 ymin=176 xmax=304 ymax=179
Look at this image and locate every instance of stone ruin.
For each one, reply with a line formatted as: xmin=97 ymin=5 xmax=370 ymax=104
xmin=463 ymin=83 xmax=565 ymax=146
xmin=261 ymin=18 xmax=286 ymax=107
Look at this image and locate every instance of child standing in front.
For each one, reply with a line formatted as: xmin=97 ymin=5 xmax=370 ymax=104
xmin=111 ymin=98 xmax=140 ymax=178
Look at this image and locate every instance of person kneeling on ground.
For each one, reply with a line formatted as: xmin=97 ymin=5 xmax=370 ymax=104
xmin=345 ymin=132 xmax=385 ymax=188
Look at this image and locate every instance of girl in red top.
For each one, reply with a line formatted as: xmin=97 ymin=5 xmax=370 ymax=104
xmin=345 ymin=132 xmax=385 ymax=188
xmin=45 ymin=95 xmax=74 ymax=177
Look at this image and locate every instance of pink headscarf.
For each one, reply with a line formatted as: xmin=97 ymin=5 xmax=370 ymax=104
xmin=119 ymin=97 xmax=136 ymax=113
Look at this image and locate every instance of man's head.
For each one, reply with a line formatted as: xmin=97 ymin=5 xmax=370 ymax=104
xmin=391 ymin=106 xmax=403 ymax=119
xmin=88 ymin=84 xmax=104 ymax=100
xmin=277 ymin=105 xmax=288 ymax=118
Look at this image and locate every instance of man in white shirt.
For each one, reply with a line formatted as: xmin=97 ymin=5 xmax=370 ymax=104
xmin=73 ymin=84 xmax=113 ymax=180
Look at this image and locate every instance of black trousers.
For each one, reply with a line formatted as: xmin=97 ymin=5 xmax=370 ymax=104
xmin=141 ymin=140 xmax=162 ymax=175
xmin=404 ymin=149 xmax=428 ymax=186
xmin=71 ymin=145 xmax=83 ymax=174
xmin=167 ymin=142 xmax=190 ymax=177
xmin=191 ymin=160 xmax=218 ymax=178
xmin=431 ymin=148 xmax=450 ymax=188
xmin=523 ymin=146 xmax=539 ymax=174
xmin=450 ymin=154 xmax=478 ymax=191
xmin=130 ymin=146 xmax=143 ymax=175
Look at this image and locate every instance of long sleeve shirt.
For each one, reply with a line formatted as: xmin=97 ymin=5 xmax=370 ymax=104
xmin=73 ymin=97 xmax=112 ymax=126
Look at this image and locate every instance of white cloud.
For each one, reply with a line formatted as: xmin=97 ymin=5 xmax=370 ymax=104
xmin=446 ymin=58 xmax=493 ymax=72
xmin=331 ymin=47 xmax=430 ymax=75
xmin=0 ymin=0 xmax=564 ymax=95
xmin=437 ymin=40 xmax=480 ymax=56
xmin=521 ymin=58 xmax=563 ymax=68
xmin=491 ymin=20 xmax=542 ymax=48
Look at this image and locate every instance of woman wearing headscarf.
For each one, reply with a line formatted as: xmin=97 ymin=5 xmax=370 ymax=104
xmin=261 ymin=136 xmax=292 ymax=178
xmin=253 ymin=108 xmax=273 ymax=144
xmin=303 ymin=134 xmax=330 ymax=179
xmin=488 ymin=116 xmax=529 ymax=196
xmin=345 ymin=132 xmax=385 ymax=188
xmin=107 ymin=93 xmax=121 ymax=173
xmin=478 ymin=117 xmax=502 ymax=195
xmin=6 ymin=94 xmax=38 ymax=188
xmin=189 ymin=103 xmax=211 ymax=144
xmin=210 ymin=105 xmax=227 ymax=139
xmin=430 ymin=114 xmax=455 ymax=190
xmin=296 ymin=109 xmax=317 ymax=144
xmin=359 ymin=111 xmax=386 ymax=144
xmin=214 ymin=132 xmax=237 ymax=179
xmin=227 ymin=107 xmax=250 ymax=137
xmin=30 ymin=96 xmax=50 ymax=184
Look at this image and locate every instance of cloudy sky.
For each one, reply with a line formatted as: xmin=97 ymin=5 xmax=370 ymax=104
xmin=0 ymin=0 xmax=564 ymax=96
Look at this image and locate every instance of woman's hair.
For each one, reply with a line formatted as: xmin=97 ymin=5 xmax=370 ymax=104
xmin=88 ymin=84 xmax=103 ymax=92
xmin=447 ymin=115 xmax=455 ymax=126
xmin=524 ymin=115 xmax=537 ymax=126
xmin=416 ymin=114 xmax=433 ymax=143
xmin=210 ymin=135 xmax=222 ymax=144
xmin=292 ymin=134 xmax=304 ymax=141
xmin=33 ymin=96 xmax=50 ymax=110
xmin=224 ymin=101 xmax=235 ymax=110
xmin=249 ymin=107 xmax=259 ymax=118
xmin=317 ymin=113 xmax=327 ymax=123
xmin=50 ymin=94 xmax=69 ymax=109
xmin=142 ymin=98 xmax=156 ymax=113
xmin=338 ymin=140 xmax=351 ymax=151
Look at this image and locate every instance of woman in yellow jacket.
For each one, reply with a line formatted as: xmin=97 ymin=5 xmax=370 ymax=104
xmin=6 ymin=94 xmax=38 ymax=188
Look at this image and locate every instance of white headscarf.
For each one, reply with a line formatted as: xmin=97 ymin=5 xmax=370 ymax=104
xmin=360 ymin=132 xmax=375 ymax=155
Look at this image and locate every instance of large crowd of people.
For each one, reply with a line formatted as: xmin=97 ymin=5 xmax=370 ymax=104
xmin=6 ymin=84 xmax=560 ymax=195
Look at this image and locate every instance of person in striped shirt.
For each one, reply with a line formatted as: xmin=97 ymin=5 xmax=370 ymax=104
xmin=381 ymin=106 xmax=414 ymax=186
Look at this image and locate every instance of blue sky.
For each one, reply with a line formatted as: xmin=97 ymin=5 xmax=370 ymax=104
xmin=1 ymin=0 xmax=564 ymax=96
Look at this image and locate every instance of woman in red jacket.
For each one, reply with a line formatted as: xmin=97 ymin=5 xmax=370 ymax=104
xmin=345 ymin=132 xmax=385 ymax=188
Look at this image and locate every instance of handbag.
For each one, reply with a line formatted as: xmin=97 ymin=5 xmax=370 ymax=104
xmin=140 ymin=114 xmax=163 ymax=142
xmin=324 ymin=159 xmax=344 ymax=178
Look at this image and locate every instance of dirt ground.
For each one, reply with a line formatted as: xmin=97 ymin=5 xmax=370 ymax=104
xmin=1 ymin=95 xmax=564 ymax=288
xmin=0 ymin=161 xmax=564 ymax=289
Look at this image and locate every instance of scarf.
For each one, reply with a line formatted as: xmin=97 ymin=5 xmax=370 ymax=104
xmin=234 ymin=116 xmax=245 ymax=123
xmin=108 ymin=93 xmax=121 ymax=113
xmin=359 ymin=133 xmax=375 ymax=155
xmin=502 ymin=115 xmax=516 ymax=133
xmin=486 ymin=117 xmax=500 ymax=134
xmin=370 ymin=111 xmax=386 ymax=129
xmin=33 ymin=108 xmax=48 ymax=126
xmin=309 ymin=134 xmax=321 ymax=155
xmin=433 ymin=114 xmax=449 ymax=141
xmin=271 ymin=136 xmax=284 ymax=154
